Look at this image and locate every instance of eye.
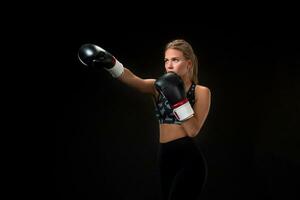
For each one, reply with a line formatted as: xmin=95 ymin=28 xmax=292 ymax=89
xmin=171 ymin=58 xmax=180 ymax=63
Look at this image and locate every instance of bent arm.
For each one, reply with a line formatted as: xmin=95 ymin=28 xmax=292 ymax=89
xmin=181 ymin=86 xmax=211 ymax=137
xmin=117 ymin=67 xmax=157 ymax=95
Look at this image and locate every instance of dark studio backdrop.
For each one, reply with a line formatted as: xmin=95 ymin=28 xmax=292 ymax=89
xmin=34 ymin=18 xmax=300 ymax=200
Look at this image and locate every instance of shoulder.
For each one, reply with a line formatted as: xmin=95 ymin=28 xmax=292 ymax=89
xmin=194 ymin=85 xmax=211 ymax=102
xmin=195 ymin=85 xmax=211 ymax=95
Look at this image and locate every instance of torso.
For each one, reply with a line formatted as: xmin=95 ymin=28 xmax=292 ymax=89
xmin=154 ymin=83 xmax=198 ymax=143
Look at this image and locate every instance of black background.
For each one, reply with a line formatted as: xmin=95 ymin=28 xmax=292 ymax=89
xmin=9 ymin=7 xmax=300 ymax=200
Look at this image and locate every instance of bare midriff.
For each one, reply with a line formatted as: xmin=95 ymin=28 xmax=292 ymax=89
xmin=159 ymin=124 xmax=188 ymax=143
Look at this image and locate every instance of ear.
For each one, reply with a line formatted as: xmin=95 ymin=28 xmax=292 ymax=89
xmin=187 ymin=60 xmax=192 ymax=70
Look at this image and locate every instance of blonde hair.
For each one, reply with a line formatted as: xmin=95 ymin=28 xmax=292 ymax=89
xmin=165 ymin=39 xmax=199 ymax=84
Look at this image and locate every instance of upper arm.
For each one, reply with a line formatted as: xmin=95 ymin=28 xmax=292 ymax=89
xmin=141 ymin=78 xmax=157 ymax=94
xmin=193 ymin=86 xmax=211 ymax=130
xmin=118 ymin=68 xmax=157 ymax=95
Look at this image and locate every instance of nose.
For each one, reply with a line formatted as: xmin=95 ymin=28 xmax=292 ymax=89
xmin=165 ymin=60 xmax=173 ymax=69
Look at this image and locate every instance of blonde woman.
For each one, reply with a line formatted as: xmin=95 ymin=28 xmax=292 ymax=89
xmin=78 ymin=39 xmax=211 ymax=200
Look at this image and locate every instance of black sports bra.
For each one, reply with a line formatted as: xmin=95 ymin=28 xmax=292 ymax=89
xmin=153 ymin=83 xmax=196 ymax=124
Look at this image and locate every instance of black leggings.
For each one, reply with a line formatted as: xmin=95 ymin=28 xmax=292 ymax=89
xmin=159 ymin=136 xmax=207 ymax=200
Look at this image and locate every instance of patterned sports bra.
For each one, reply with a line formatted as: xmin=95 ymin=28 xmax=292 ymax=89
xmin=153 ymin=83 xmax=196 ymax=125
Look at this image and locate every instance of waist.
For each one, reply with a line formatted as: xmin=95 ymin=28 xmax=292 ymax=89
xmin=159 ymin=124 xmax=188 ymax=143
xmin=159 ymin=136 xmax=201 ymax=159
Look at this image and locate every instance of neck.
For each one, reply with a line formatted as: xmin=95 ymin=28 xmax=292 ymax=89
xmin=182 ymin=75 xmax=192 ymax=92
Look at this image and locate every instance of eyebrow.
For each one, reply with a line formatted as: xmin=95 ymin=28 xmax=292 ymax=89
xmin=164 ymin=56 xmax=182 ymax=60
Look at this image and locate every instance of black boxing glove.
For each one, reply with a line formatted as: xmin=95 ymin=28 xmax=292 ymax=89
xmin=155 ymin=72 xmax=194 ymax=121
xmin=78 ymin=43 xmax=124 ymax=78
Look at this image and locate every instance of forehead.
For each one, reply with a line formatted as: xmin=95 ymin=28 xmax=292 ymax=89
xmin=165 ymin=48 xmax=183 ymax=58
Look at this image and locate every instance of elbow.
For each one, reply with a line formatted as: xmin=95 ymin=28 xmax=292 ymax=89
xmin=187 ymin=132 xmax=198 ymax=138
xmin=182 ymin=118 xmax=202 ymax=138
xmin=186 ymin=126 xmax=201 ymax=138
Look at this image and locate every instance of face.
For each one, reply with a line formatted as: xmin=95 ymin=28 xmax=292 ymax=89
xmin=164 ymin=48 xmax=191 ymax=78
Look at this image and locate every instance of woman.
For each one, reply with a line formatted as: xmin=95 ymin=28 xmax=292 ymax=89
xmin=78 ymin=39 xmax=211 ymax=200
